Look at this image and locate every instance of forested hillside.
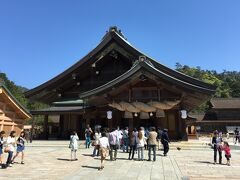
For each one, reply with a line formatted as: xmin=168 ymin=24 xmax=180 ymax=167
xmin=0 ymin=72 xmax=48 ymax=111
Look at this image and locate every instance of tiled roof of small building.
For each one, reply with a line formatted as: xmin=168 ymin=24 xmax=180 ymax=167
xmin=210 ymin=98 xmax=240 ymax=109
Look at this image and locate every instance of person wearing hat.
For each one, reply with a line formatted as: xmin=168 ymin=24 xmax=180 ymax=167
xmin=161 ymin=129 xmax=170 ymax=156
xmin=212 ymin=130 xmax=222 ymax=164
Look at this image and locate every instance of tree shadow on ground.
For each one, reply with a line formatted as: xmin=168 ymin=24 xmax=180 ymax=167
xmin=82 ymin=165 xmax=99 ymax=170
xmin=57 ymin=158 xmax=71 ymax=161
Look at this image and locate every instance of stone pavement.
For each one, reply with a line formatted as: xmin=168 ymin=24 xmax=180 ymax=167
xmin=0 ymin=141 xmax=240 ymax=180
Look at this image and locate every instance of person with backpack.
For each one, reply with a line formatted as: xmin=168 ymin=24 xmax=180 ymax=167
xmin=69 ymin=131 xmax=79 ymax=161
xmin=12 ymin=131 xmax=26 ymax=164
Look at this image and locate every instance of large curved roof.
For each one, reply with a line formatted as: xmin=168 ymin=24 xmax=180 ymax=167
xmin=25 ymin=26 xmax=216 ymax=99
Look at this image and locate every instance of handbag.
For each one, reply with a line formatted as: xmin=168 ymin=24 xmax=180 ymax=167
xmin=4 ymin=146 xmax=10 ymax=153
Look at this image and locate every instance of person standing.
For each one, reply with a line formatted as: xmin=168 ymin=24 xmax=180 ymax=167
xmin=122 ymin=127 xmax=129 ymax=153
xmin=99 ymin=132 xmax=110 ymax=171
xmin=222 ymin=141 xmax=231 ymax=166
xmin=12 ymin=131 xmax=26 ymax=164
xmin=69 ymin=131 xmax=79 ymax=161
xmin=0 ymin=131 xmax=5 ymax=168
xmin=6 ymin=131 xmax=16 ymax=167
xmin=128 ymin=129 xmax=137 ymax=160
xmin=147 ymin=127 xmax=157 ymax=161
xmin=157 ymin=128 xmax=163 ymax=150
xmin=85 ymin=124 xmax=92 ymax=148
xmin=144 ymin=128 xmax=150 ymax=150
xmin=136 ymin=130 xmax=144 ymax=161
xmin=161 ymin=129 xmax=170 ymax=156
xmin=109 ymin=128 xmax=118 ymax=161
xmin=234 ymin=128 xmax=239 ymax=144
xmin=93 ymin=129 xmax=101 ymax=157
xmin=212 ymin=130 xmax=222 ymax=164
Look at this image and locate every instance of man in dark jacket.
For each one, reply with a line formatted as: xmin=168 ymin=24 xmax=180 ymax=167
xmin=161 ymin=129 xmax=170 ymax=156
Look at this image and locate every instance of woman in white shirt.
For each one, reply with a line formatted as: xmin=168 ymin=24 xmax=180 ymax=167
xmin=6 ymin=131 xmax=16 ymax=167
xmin=92 ymin=129 xmax=101 ymax=157
xmin=99 ymin=132 xmax=109 ymax=170
xmin=69 ymin=131 xmax=79 ymax=161
xmin=136 ymin=130 xmax=145 ymax=161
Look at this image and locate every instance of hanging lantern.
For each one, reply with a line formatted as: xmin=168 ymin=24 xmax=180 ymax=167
xmin=156 ymin=109 xmax=165 ymax=118
xmin=149 ymin=112 xmax=154 ymax=117
xmin=140 ymin=112 xmax=150 ymax=119
xmin=124 ymin=111 xmax=133 ymax=119
xmin=134 ymin=112 xmax=138 ymax=117
xmin=107 ymin=111 xmax=112 ymax=119
xmin=181 ymin=110 xmax=187 ymax=119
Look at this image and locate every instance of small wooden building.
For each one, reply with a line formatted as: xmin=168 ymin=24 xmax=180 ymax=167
xmin=196 ymin=98 xmax=240 ymax=133
xmin=0 ymin=83 xmax=31 ymax=135
xmin=25 ymin=27 xmax=216 ymax=140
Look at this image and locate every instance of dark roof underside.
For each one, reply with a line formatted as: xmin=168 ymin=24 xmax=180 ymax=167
xmin=80 ymin=60 xmax=216 ymax=99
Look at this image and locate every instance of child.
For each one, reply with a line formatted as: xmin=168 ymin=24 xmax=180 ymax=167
xmin=0 ymin=131 xmax=6 ymax=168
xmin=69 ymin=131 xmax=79 ymax=161
xmin=12 ymin=131 xmax=26 ymax=164
xmin=222 ymin=141 xmax=231 ymax=166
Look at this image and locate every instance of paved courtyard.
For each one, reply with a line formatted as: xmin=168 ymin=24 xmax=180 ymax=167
xmin=0 ymin=141 xmax=240 ymax=180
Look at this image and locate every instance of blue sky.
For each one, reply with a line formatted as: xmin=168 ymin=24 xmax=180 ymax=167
xmin=0 ymin=1 xmax=240 ymax=89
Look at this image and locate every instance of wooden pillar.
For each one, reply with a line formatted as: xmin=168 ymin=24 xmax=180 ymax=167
xmin=44 ymin=115 xmax=49 ymax=140
xmin=108 ymin=119 xmax=113 ymax=130
xmin=129 ymin=118 xmax=133 ymax=131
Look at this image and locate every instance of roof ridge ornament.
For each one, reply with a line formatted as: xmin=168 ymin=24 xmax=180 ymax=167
xmin=105 ymin=26 xmax=127 ymax=40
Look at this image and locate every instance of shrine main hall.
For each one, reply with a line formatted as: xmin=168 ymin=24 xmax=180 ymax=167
xmin=25 ymin=27 xmax=216 ymax=140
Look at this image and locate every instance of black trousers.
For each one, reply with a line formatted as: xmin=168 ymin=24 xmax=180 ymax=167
xmin=214 ymin=147 xmax=222 ymax=164
xmin=129 ymin=145 xmax=136 ymax=160
xmin=235 ymin=136 xmax=239 ymax=143
xmin=163 ymin=142 xmax=169 ymax=155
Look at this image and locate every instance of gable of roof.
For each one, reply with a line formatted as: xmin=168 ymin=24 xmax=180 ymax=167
xmin=79 ymin=60 xmax=216 ymax=99
xmin=0 ymin=83 xmax=31 ymax=119
xmin=210 ymin=98 xmax=240 ymax=109
xmin=25 ymin=26 xmax=216 ymax=100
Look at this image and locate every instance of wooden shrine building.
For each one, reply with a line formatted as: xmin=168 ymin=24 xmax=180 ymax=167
xmin=191 ymin=98 xmax=240 ymax=134
xmin=0 ymin=83 xmax=31 ymax=135
xmin=25 ymin=27 xmax=216 ymax=140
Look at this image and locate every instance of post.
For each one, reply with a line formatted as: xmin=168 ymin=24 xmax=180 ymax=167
xmin=44 ymin=115 xmax=49 ymax=140
xmin=129 ymin=118 xmax=133 ymax=131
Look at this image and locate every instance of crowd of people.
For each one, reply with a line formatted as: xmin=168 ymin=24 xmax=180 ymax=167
xmin=71 ymin=125 xmax=170 ymax=170
xmin=0 ymin=130 xmax=26 ymax=169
